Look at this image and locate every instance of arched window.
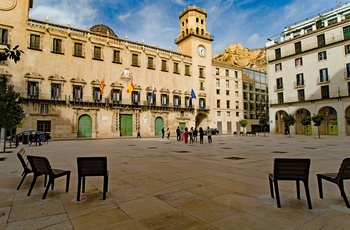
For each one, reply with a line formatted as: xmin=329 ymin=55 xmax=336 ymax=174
xmin=196 ymin=27 xmax=199 ymax=34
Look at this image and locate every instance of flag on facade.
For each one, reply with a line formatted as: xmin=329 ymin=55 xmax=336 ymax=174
xmin=191 ymin=88 xmax=196 ymax=99
xmin=127 ymin=81 xmax=135 ymax=93
xmin=99 ymin=80 xmax=105 ymax=95
xmin=151 ymin=82 xmax=155 ymax=98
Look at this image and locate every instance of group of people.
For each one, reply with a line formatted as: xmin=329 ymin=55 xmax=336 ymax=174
xmin=175 ymin=126 xmax=212 ymax=144
xmin=28 ymin=132 xmax=42 ymax=146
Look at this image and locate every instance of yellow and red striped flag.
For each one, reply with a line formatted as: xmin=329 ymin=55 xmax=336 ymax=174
xmin=127 ymin=81 xmax=134 ymax=93
xmin=100 ymin=80 xmax=105 ymax=95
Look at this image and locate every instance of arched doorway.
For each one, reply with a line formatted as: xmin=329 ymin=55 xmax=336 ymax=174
xmin=154 ymin=117 xmax=164 ymax=136
xmin=275 ymin=110 xmax=287 ymax=134
xmin=318 ymin=106 xmax=338 ymax=135
xmin=195 ymin=112 xmax=207 ymax=128
xmin=345 ymin=106 xmax=350 ymax=135
xmin=78 ymin=115 xmax=92 ymax=137
xmin=295 ymin=108 xmax=312 ymax=135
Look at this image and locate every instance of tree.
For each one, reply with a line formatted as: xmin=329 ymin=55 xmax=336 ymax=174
xmin=301 ymin=116 xmax=311 ymax=136
xmin=0 ymin=45 xmax=24 ymax=63
xmin=259 ymin=114 xmax=269 ymax=136
xmin=282 ymin=113 xmax=296 ymax=138
xmin=312 ymin=114 xmax=324 ymax=139
xmin=239 ymin=119 xmax=248 ymax=135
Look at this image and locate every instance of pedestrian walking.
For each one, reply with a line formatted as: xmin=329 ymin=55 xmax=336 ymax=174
xmin=193 ymin=128 xmax=198 ymax=142
xmin=207 ymin=127 xmax=212 ymax=143
xmin=29 ymin=132 xmax=34 ymax=146
xmin=162 ymin=127 xmax=165 ymax=138
xmin=176 ymin=126 xmax=181 ymax=141
xmin=137 ymin=127 xmax=141 ymax=138
xmin=180 ymin=128 xmax=184 ymax=141
xmin=34 ymin=132 xmax=42 ymax=146
xmin=199 ymin=127 xmax=204 ymax=144
xmin=184 ymin=127 xmax=188 ymax=143
xmin=189 ymin=127 xmax=194 ymax=143
xmin=167 ymin=128 xmax=170 ymax=139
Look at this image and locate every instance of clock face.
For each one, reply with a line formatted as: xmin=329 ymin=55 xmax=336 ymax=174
xmin=198 ymin=45 xmax=206 ymax=57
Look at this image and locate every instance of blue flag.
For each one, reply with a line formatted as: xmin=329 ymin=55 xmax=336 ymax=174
xmin=191 ymin=88 xmax=196 ymax=99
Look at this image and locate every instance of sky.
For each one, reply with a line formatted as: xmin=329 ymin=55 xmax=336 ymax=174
xmin=29 ymin=0 xmax=347 ymax=54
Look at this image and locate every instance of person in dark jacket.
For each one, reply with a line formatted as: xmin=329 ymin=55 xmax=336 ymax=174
xmin=199 ymin=127 xmax=204 ymax=144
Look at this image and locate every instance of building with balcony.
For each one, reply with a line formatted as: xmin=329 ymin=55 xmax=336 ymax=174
xmin=266 ymin=2 xmax=350 ymax=136
xmin=0 ymin=1 xmax=243 ymax=138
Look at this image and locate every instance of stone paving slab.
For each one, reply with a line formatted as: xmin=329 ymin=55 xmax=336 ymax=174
xmin=0 ymin=134 xmax=350 ymax=229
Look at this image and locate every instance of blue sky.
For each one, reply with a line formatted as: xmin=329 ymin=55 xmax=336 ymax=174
xmin=29 ymin=0 xmax=347 ymax=54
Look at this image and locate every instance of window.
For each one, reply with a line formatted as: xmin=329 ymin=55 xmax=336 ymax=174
xmin=173 ymin=95 xmax=181 ymax=107
xmin=132 ymin=54 xmax=139 ymax=66
xmin=235 ymin=101 xmax=239 ymax=109
xmin=200 ymin=82 xmax=204 ymax=90
xmin=295 ymin=42 xmax=302 ymax=54
xmin=234 ymin=71 xmax=238 ymax=78
xmin=51 ymin=83 xmax=61 ymax=100
xmin=235 ymin=81 xmax=238 ymax=89
xmin=147 ymin=57 xmax=154 ymax=69
xmin=275 ymin=63 xmax=282 ymax=71
xmin=40 ymin=104 xmax=49 ymax=115
xmin=319 ymin=68 xmax=328 ymax=82
xmin=30 ymin=34 xmax=40 ymax=50
xmin=344 ymin=26 xmax=350 ymax=40
xmin=226 ymin=80 xmax=229 ymax=87
xmin=73 ymin=85 xmax=83 ymax=101
xmin=52 ymin=38 xmax=62 ymax=53
xmin=277 ymin=92 xmax=284 ymax=104
xmin=216 ymin=89 xmax=220 ymax=94
xmin=298 ymin=89 xmax=305 ymax=102
xmin=321 ymin=85 xmax=329 ymax=99
xmin=235 ymin=91 xmax=239 ymax=96
xmin=217 ymin=111 xmax=221 ymax=116
xmin=276 ymin=78 xmax=283 ymax=89
xmin=236 ymin=112 xmax=239 ymax=117
xmin=227 ymin=111 xmax=231 ymax=117
xmin=216 ymin=68 xmax=219 ymax=75
xmin=132 ymin=91 xmax=139 ymax=104
xmin=226 ymin=69 xmax=230 ymax=77
xmin=226 ymin=100 xmax=230 ymax=109
xmin=93 ymin=46 xmax=102 ymax=60
xmin=173 ymin=62 xmax=179 ymax=74
xmin=275 ymin=48 xmax=281 ymax=59
xmin=161 ymin=60 xmax=168 ymax=72
xmin=74 ymin=42 xmax=83 ymax=57
xmin=93 ymin=87 xmax=102 ymax=102
xmin=113 ymin=50 xmax=121 ymax=63
xmin=185 ymin=65 xmax=191 ymax=76
xmin=0 ymin=28 xmax=8 ymax=44
xmin=28 ymin=81 xmax=39 ymax=99
xmin=199 ymin=98 xmax=206 ymax=109
xmin=216 ymin=79 xmax=220 ymax=86
xmin=347 ymin=63 xmax=350 ymax=78
xmin=296 ymin=73 xmax=304 ymax=86
xmin=345 ymin=44 xmax=350 ymax=55
xmin=328 ymin=18 xmax=337 ymax=25
xmin=147 ymin=92 xmax=156 ymax=105
xmin=199 ymin=67 xmax=204 ymax=78
xmin=295 ymin=58 xmax=303 ymax=67
xmin=226 ymin=90 xmax=230 ymax=95
xmin=161 ymin=94 xmax=169 ymax=106
xmin=217 ymin=100 xmax=220 ymax=108
xmin=185 ymin=96 xmax=192 ymax=108
xmin=317 ymin=34 xmax=325 ymax=47
xmin=37 ymin=120 xmax=51 ymax=132
xmin=348 ymin=82 xmax=350 ymax=96
xmin=111 ymin=89 xmax=122 ymax=103
xmin=318 ymin=51 xmax=327 ymax=61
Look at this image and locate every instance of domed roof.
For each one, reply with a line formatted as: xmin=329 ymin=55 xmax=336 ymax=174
xmin=89 ymin=24 xmax=118 ymax=38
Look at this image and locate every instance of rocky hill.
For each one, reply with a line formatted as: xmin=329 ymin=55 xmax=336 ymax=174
xmin=213 ymin=43 xmax=266 ymax=73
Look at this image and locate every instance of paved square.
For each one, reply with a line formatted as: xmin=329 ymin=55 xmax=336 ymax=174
xmin=1 ymin=134 xmax=350 ymax=229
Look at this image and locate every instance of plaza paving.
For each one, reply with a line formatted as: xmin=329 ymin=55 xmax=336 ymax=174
xmin=0 ymin=134 xmax=350 ymax=230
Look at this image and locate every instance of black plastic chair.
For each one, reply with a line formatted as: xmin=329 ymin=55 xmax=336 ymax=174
xmin=317 ymin=158 xmax=350 ymax=208
xmin=268 ymin=158 xmax=312 ymax=209
xmin=77 ymin=157 xmax=108 ymax=201
xmin=27 ymin=155 xmax=71 ymax=199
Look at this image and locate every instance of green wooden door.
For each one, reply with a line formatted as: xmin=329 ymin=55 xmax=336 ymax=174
xmin=78 ymin=115 xmax=92 ymax=137
xmin=120 ymin=114 xmax=133 ymax=136
xmin=155 ymin=117 xmax=164 ymax=136
xmin=328 ymin=122 xmax=338 ymax=135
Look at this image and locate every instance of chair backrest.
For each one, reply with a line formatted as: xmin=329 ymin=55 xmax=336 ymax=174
xmin=17 ymin=148 xmax=32 ymax=171
xmin=77 ymin=157 xmax=107 ymax=176
xmin=27 ymin=155 xmax=52 ymax=175
xmin=273 ymin=158 xmax=311 ymax=180
xmin=337 ymin=158 xmax=350 ymax=180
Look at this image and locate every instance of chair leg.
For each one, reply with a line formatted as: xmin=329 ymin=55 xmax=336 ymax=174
xmin=77 ymin=176 xmax=81 ymax=201
xmin=82 ymin=176 xmax=85 ymax=193
xmin=27 ymin=175 xmax=38 ymax=196
xmin=17 ymin=172 xmax=28 ymax=190
xmin=103 ymin=175 xmax=108 ymax=200
xmin=274 ymin=180 xmax=281 ymax=208
xmin=317 ymin=175 xmax=324 ymax=199
xmin=44 ymin=174 xmax=47 ymax=187
xmin=268 ymin=175 xmax=274 ymax=198
xmin=43 ymin=180 xmax=52 ymax=199
xmin=66 ymin=172 xmax=70 ymax=193
xmin=304 ymin=181 xmax=312 ymax=209
xmin=296 ymin=180 xmax=301 ymax=199
xmin=338 ymin=182 xmax=350 ymax=208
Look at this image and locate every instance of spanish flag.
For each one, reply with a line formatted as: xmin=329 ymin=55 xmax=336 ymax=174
xmin=127 ymin=81 xmax=134 ymax=93
xmin=99 ymin=80 xmax=105 ymax=95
